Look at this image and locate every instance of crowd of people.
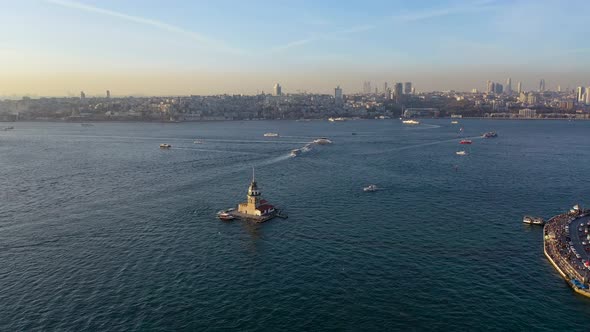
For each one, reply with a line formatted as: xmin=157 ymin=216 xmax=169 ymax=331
xmin=544 ymin=210 xmax=590 ymax=287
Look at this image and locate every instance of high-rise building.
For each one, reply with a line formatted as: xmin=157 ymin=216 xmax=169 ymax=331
xmin=517 ymin=82 xmax=522 ymax=94
xmin=586 ymin=87 xmax=590 ymax=105
xmin=577 ymin=86 xmax=585 ymax=102
xmin=362 ymin=81 xmax=372 ymax=94
xmin=334 ymin=86 xmax=343 ymax=104
xmin=273 ymin=83 xmax=282 ymax=96
xmin=80 ymin=91 xmax=85 ymax=99
xmin=486 ymin=80 xmax=493 ymax=93
xmin=557 ymin=85 xmax=561 ymax=92
xmin=404 ymin=82 xmax=412 ymax=95
xmin=539 ymin=79 xmax=545 ymax=92
xmin=494 ymin=83 xmax=503 ymax=94
xmin=506 ymin=78 xmax=512 ymax=94
xmin=106 ymin=90 xmax=110 ymax=98
xmin=394 ymin=83 xmax=403 ymax=99
xmin=490 ymin=82 xmax=496 ymax=94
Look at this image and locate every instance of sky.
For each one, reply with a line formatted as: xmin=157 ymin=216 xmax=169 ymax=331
xmin=1 ymin=0 xmax=590 ymax=96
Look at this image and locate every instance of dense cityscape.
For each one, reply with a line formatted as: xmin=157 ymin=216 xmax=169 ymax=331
xmin=2 ymin=78 xmax=590 ymax=122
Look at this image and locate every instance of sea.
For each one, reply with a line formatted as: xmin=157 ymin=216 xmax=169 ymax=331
xmin=1 ymin=119 xmax=589 ymax=331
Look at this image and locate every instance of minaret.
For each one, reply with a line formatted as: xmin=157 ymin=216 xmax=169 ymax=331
xmin=247 ymin=167 xmax=261 ymax=208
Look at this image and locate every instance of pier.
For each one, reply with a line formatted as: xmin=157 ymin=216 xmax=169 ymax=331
xmin=543 ymin=206 xmax=590 ymax=299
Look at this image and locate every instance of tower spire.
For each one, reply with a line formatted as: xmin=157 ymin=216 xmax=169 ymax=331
xmin=252 ymin=166 xmax=255 ymax=182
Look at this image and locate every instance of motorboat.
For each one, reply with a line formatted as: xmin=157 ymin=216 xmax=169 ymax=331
xmin=456 ymin=150 xmax=468 ymax=156
xmin=523 ymin=216 xmax=545 ymax=225
xmin=451 ymin=121 xmax=459 ymax=124
xmin=313 ymin=137 xmax=332 ymax=145
xmin=193 ymin=139 xmax=204 ymax=144
xmin=402 ymin=119 xmax=420 ymax=125
xmin=459 ymin=139 xmax=472 ymax=144
xmin=217 ymin=211 xmax=235 ymax=221
xmin=290 ymin=149 xmax=301 ymax=157
xmin=363 ymin=184 xmax=378 ymax=192
xmin=264 ymin=133 xmax=279 ymax=137
xmin=159 ymin=143 xmax=172 ymax=148
xmin=482 ymin=132 xmax=498 ymax=138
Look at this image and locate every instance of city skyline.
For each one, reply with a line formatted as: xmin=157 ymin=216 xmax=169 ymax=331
xmin=2 ymin=0 xmax=590 ymax=96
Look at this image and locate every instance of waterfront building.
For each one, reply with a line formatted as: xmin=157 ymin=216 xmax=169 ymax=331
xmin=237 ymin=169 xmax=275 ymax=217
xmin=335 ymin=86 xmax=343 ymax=105
xmin=526 ymin=92 xmax=537 ymax=105
xmin=404 ymin=82 xmax=412 ymax=95
xmin=273 ymin=83 xmax=282 ymax=96
xmin=519 ymin=108 xmax=536 ymax=118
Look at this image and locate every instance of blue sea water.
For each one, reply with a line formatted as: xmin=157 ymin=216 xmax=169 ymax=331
xmin=0 ymin=119 xmax=589 ymax=331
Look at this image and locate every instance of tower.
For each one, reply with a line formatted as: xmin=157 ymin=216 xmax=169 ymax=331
xmin=273 ymin=83 xmax=282 ymax=96
xmin=517 ymin=81 xmax=522 ymax=94
xmin=334 ymin=86 xmax=343 ymax=104
xmin=106 ymin=90 xmax=111 ymax=98
xmin=247 ymin=167 xmax=261 ymax=207
xmin=539 ymin=79 xmax=545 ymax=92
xmin=506 ymin=78 xmax=512 ymax=93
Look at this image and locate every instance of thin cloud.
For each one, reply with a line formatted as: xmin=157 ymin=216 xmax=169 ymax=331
xmin=45 ymin=0 xmax=245 ymax=55
xmin=391 ymin=0 xmax=497 ymax=22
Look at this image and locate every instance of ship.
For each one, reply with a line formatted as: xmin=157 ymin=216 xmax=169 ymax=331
xmin=402 ymin=119 xmax=420 ymax=125
xmin=363 ymin=184 xmax=378 ymax=192
xmin=159 ymin=143 xmax=172 ymax=148
xmin=313 ymin=137 xmax=332 ymax=145
xmin=523 ymin=216 xmax=545 ymax=225
xmin=290 ymin=149 xmax=301 ymax=157
xmin=482 ymin=132 xmax=498 ymax=138
xmin=217 ymin=211 xmax=236 ymax=221
xmin=264 ymin=132 xmax=279 ymax=137
xmin=459 ymin=139 xmax=472 ymax=144
xmin=451 ymin=121 xmax=459 ymax=124
xmin=456 ymin=150 xmax=468 ymax=156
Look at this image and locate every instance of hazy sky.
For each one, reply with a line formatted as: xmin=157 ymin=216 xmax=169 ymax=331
xmin=1 ymin=0 xmax=590 ymax=96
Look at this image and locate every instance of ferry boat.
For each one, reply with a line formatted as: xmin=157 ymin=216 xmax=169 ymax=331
xmin=264 ymin=133 xmax=279 ymax=137
xmin=159 ymin=143 xmax=172 ymax=149
xmin=523 ymin=216 xmax=545 ymax=225
xmin=482 ymin=132 xmax=498 ymax=138
xmin=363 ymin=184 xmax=378 ymax=192
xmin=290 ymin=149 xmax=301 ymax=157
xmin=313 ymin=137 xmax=332 ymax=145
xmin=459 ymin=139 xmax=472 ymax=144
xmin=456 ymin=150 xmax=468 ymax=156
xmin=402 ymin=119 xmax=420 ymax=125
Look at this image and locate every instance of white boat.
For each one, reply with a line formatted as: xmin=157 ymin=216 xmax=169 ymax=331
xmin=159 ymin=143 xmax=171 ymax=148
xmin=313 ymin=137 xmax=332 ymax=145
xmin=328 ymin=117 xmax=346 ymax=122
xmin=451 ymin=121 xmax=459 ymax=124
xmin=290 ymin=149 xmax=301 ymax=157
xmin=523 ymin=216 xmax=545 ymax=225
xmin=193 ymin=139 xmax=204 ymax=144
xmin=363 ymin=184 xmax=378 ymax=192
xmin=402 ymin=119 xmax=420 ymax=125
xmin=456 ymin=150 xmax=468 ymax=156
xmin=264 ymin=133 xmax=279 ymax=137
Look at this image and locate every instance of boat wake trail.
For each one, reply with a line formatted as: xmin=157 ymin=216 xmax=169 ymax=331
xmin=171 ymin=147 xmax=262 ymax=155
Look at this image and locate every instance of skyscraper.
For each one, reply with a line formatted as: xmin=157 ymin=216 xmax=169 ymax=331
xmin=362 ymin=81 xmax=372 ymax=94
xmin=394 ymin=83 xmax=403 ymax=99
xmin=486 ymin=80 xmax=493 ymax=93
xmin=586 ymin=87 xmax=590 ymax=105
xmin=539 ymin=79 xmax=545 ymax=92
xmin=577 ymin=86 xmax=584 ymax=102
xmin=80 ymin=91 xmax=85 ymax=99
xmin=106 ymin=90 xmax=110 ymax=98
xmin=517 ymin=82 xmax=522 ymax=94
xmin=557 ymin=85 xmax=561 ymax=92
xmin=334 ymin=86 xmax=343 ymax=104
xmin=273 ymin=83 xmax=282 ymax=96
xmin=403 ymin=82 xmax=412 ymax=95
xmin=506 ymin=78 xmax=512 ymax=94
xmin=383 ymin=82 xmax=388 ymax=96
xmin=494 ymin=83 xmax=503 ymax=94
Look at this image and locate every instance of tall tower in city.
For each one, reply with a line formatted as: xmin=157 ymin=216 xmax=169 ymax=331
xmin=486 ymin=80 xmax=493 ymax=93
xmin=577 ymin=86 xmax=584 ymax=102
xmin=383 ymin=82 xmax=388 ymax=96
xmin=506 ymin=78 xmax=512 ymax=94
xmin=539 ymin=79 xmax=545 ymax=92
xmin=394 ymin=83 xmax=403 ymax=100
xmin=586 ymin=87 xmax=590 ymax=105
xmin=106 ymin=90 xmax=110 ymax=98
xmin=557 ymin=85 xmax=561 ymax=92
xmin=404 ymin=82 xmax=412 ymax=95
xmin=80 ymin=91 xmax=85 ymax=99
xmin=334 ymin=85 xmax=343 ymax=105
xmin=273 ymin=83 xmax=282 ymax=96
xmin=517 ymin=82 xmax=522 ymax=94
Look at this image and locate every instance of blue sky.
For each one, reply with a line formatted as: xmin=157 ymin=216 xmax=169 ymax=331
xmin=1 ymin=0 xmax=590 ymax=95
